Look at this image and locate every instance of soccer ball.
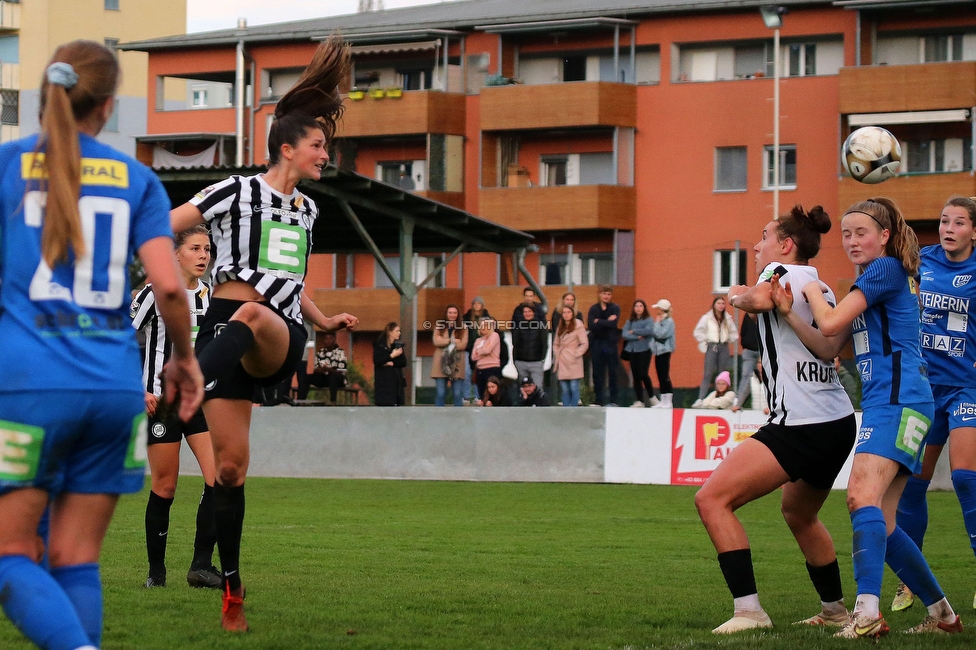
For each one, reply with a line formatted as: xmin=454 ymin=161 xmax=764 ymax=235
xmin=842 ymin=126 xmax=902 ymax=184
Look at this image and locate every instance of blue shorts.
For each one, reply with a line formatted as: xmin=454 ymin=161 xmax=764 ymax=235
xmin=0 ymin=390 xmax=146 ymax=497
xmin=926 ymin=385 xmax=976 ymax=446
xmin=855 ymin=402 xmax=934 ymax=475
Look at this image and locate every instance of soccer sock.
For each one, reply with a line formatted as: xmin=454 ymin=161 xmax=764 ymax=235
xmin=145 ymin=491 xmax=173 ymax=575
xmin=806 ymin=559 xmax=844 ymax=604
xmin=850 ymin=506 xmax=886 ymax=601
xmin=896 ymin=475 xmax=930 ymax=550
xmin=884 ymin=525 xmax=944 ymax=607
xmin=717 ymin=549 xmax=760 ymax=610
xmin=0 ymin=554 xmax=92 ymax=650
xmin=50 ymin=563 xmax=102 ymax=648
xmin=213 ymin=481 xmax=246 ymax=591
xmin=191 ymin=483 xmax=217 ymax=569
xmin=951 ymin=469 xmax=976 ymax=557
xmin=197 ymin=320 xmax=255 ymax=384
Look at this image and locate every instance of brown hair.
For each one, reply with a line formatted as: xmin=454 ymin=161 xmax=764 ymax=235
xmin=629 ymin=299 xmax=650 ymax=321
xmin=775 ymin=205 xmax=831 ymax=263
xmin=439 ymin=303 xmax=462 ymax=329
xmin=175 ymin=224 xmax=209 ymax=249
xmin=844 ymin=198 xmax=920 ymax=275
xmin=944 ymin=196 xmax=976 ymax=227
xmin=35 ymin=40 xmax=119 ymax=266
xmin=268 ymin=37 xmax=349 ymax=164
xmin=556 ymin=305 xmax=578 ymax=336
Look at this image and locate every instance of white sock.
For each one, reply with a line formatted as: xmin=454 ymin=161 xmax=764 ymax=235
xmin=927 ymin=597 xmax=956 ymax=621
xmin=854 ymin=594 xmax=880 ymax=618
xmin=733 ymin=594 xmax=762 ymax=613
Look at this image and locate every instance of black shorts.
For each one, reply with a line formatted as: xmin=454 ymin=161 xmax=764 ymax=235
xmin=751 ymin=413 xmax=857 ymax=490
xmin=147 ymin=408 xmax=208 ymax=445
xmin=196 ymin=298 xmax=307 ymax=401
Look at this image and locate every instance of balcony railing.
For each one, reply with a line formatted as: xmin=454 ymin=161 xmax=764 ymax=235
xmin=839 ymin=171 xmax=976 ymax=221
xmin=339 ymin=90 xmax=465 ymax=138
xmin=478 ymin=185 xmax=635 ymax=231
xmin=480 ymin=82 xmax=637 ymax=131
xmin=839 ymin=61 xmax=976 ymax=114
xmin=313 ymin=287 xmax=464 ymax=332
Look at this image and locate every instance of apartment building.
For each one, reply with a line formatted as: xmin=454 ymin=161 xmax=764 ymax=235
xmin=0 ymin=0 xmax=185 ymax=154
xmin=123 ymin=0 xmax=976 ymax=389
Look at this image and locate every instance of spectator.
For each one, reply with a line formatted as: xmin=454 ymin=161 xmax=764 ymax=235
xmin=471 ymin=318 xmax=502 ymax=398
xmin=731 ymin=313 xmax=760 ymax=412
xmin=587 ymin=285 xmax=621 ymax=406
xmin=479 ymin=375 xmax=512 ymax=407
xmin=650 ymin=299 xmax=677 ymax=409
xmin=463 ymin=296 xmax=491 ymax=402
xmin=550 ymin=291 xmax=584 ymax=332
xmin=374 ymin=322 xmax=406 ymax=406
xmin=698 ymin=371 xmax=736 ymax=409
xmin=552 ymin=305 xmax=589 ymax=407
xmin=835 ymin=356 xmax=861 ymax=410
xmin=512 ymin=286 xmax=546 ymax=323
xmin=512 ymin=302 xmax=548 ymax=387
xmin=308 ymin=331 xmax=348 ymax=403
xmin=749 ymin=360 xmax=770 ymax=414
xmin=516 ymin=375 xmax=550 ymax=407
xmin=431 ymin=304 xmax=468 ymax=407
xmin=622 ymin=299 xmax=655 ymax=408
xmin=693 ymin=296 xmax=739 ymax=403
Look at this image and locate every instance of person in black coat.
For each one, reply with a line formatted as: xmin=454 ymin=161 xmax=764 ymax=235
xmin=512 ymin=302 xmax=548 ymax=387
xmin=373 ymin=322 xmax=406 ymax=406
xmin=516 ymin=375 xmax=550 ymax=407
xmin=587 ymin=285 xmax=621 ymax=406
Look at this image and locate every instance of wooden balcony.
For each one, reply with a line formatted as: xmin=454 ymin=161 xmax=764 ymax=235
xmin=478 ymin=185 xmax=635 ymax=231
xmin=839 ymin=62 xmax=976 ymax=114
xmin=474 ymin=285 xmax=636 ymax=328
xmin=312 ymin=287 xmax=464 ymax=332
xmin=839 ymin=172 xmax=976 ymax=222
xmin=416 ymin=190 xmax=465 ymax=210
xmin=480 ymin=82 xmax=637 ymax=131
xmin=338 ymin=90 xmax=465 ymax=138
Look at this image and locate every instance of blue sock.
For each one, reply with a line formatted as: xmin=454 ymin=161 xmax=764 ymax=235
xmin=895 ymin=475 xmax=929 ymax=550
xmin=884 ymin=526 xmax=944 ymax=606
xmin=50 ymin=563 xmax=102 ymax=648
xmin=0 ymin=555 xmax=91 ymax=650
xmin=850 ymin=506 xmax=886 ymax=598
xmin=951 ymin=469 xmax=976 ymax=556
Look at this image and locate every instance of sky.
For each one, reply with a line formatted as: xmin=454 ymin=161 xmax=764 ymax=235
xmin=187 ymin=0 xmax=447 ymax=33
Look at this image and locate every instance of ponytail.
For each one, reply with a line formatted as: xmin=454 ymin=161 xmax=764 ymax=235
xmin=844 ymin=198 xmax=920 ymax=275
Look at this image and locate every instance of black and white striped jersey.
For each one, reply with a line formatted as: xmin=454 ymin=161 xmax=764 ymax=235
xmin=130 ymin=281 xmax=211 ymax=396
xmin=756 ymin=262 xmax=854 ymax=426
xmin=189 ymin=174 xmax=315 ymax=325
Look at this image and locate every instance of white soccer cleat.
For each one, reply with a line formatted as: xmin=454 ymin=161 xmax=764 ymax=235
xmin=904 ymin=614 xmax=963 ymax=634
xmin=834 ymin=613 xmax=889 ymax=639
xmin=891 ymin=581 xmax=914 ymax=612
xmin=712 ymin=610 xmax=773 ymax=634
xmin=793 ymin=607 xmax=850 ymax=627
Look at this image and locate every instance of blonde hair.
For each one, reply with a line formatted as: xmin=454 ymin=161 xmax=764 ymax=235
xmin=844 ymin=198 xmax=920 ymax=275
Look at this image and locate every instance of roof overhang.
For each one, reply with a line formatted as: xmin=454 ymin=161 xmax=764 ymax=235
xmin=833 ymin=0 xmax=971 ymax=8
xmin=476 ymin=17 xmax=639 ymax=35
xmin=848 ymin=109 xmax=971 ymax=126
xmin=137 ymin=133 xmax=235 ymax=144
xmin=313 ymin=28 xmax=466 ymax=44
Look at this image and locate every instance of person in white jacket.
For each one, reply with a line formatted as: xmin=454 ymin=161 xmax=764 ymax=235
xmin=693 ymin=297 xmax=739 ymax=404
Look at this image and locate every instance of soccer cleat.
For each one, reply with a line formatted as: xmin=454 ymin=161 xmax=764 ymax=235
xmin=834 ymin=613 xmax=889 ymax=639
xmin=891 ymin=582 xmax=915 ymax=611
xmin=221 ymin=582 xmax=249 ymax=632
xmin=793 ymin=608 xmax=850 ymax=627
xmin=904 ymin=615 xmax=963 ymax=634
xmin=144 ymin=572 xmax=166 ymax=588
xmin=712 ymin=609 xmax=773 ymax=634
xmin=187 ymin=565 xmax=222 ymax=590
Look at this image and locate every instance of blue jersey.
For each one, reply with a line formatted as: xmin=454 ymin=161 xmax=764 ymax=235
xmin=0 ymin=134 xmax=172 ymax=393
xmin=918 ymin=244 xmax=976 ymax=388
xmin=851 ymin=256 xmax=932 ymax=408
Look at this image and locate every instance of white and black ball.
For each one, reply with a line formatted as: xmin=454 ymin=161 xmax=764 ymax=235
xmin=842 ymin=126 xmax=902 ymax=184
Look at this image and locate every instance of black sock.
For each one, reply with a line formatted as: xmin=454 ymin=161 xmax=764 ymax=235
xmin=213 ymin=482 xmax=245 ymax=591
xmin=717 ymin=548 xmax=757 ymax=598
xmin=190 ymin=484 xmax=217 ymax=570
xmin=198 ymin=320 xmax=255 ymax=385
xmin=806 ymin=560 xmax=844 ymax=603
xmin=145 ymin=491 xmax=174 ymax=575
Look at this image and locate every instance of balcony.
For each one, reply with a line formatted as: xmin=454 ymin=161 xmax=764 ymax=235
xmin=480 ymin=82 xmax=636 ymax=132
xmin=474 ymin=285 xmax=636 ymax=327
xmin=0 ymin=61 xmax=18 ymax=90
xmin=339 ymin=90 xmax=465 ymax=138
xmin=478 ymin=185 xmax=635 ymax=231
xmin=839 ymin=62 xmax=976 ymax=114
xmin=416 ymin=190 xmax=465 ymax=210
xmin=839 ymin=172 xmax=976 ymax=222
xmin=312 ymin=287 xmax=464 ymax=332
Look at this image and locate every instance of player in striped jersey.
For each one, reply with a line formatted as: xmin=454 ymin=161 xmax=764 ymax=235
xmin=697 ymin=206 xmax=855 ymax=633
xmin=130 ymin=225 xmax=221 ymax=591
xmin=170 ymin=38 xmax=358 ymax=632
xmin=798 ymin=198 xmax=961 ymax=637
xmin=892 ymin=197 xmax=976 ymax=612
xmin=0 ymin=41 xmax=202 ymax=650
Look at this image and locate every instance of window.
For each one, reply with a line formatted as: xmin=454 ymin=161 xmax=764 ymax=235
xmin=400 ymin=69 xmax=432 ymax=91
xmin=763 ymin=145 xmax=797 ymax=189
xmin=1 ymin=90 xmax=18 ymax=126
xmin=103 ymin=99 xmax=119 ymax=133
xmin=788 ymin=44 xmax=817 ymax=77
xmin=923 ymin=35 xmax=963 ymax=62
xmin=104 ymin=0 xmax=119 ymax=9
xmin=715 ymin=146 xmax=747 ymax=191
xmin=376 ymin=256 xmax=444 ymax=288
xmin=541 ymin=156 xmax=567 ymax=186
xmin=563 ymin=56 xmax=586 ymax=82
xmin=905 ymin=138 xmax=972 ymax=173
xmin=191 ymin=88 xmax=208 ymax=108
xmin=539 ymin=253 xmax=613 ymax=286
xmin=714 ymin=250 xmax=748 ymax=293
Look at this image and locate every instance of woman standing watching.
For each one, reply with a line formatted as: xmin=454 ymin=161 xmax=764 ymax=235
xmin=552 ymin=305 xmax=589 ymax=407
xmin=650 ymin=299 xmax=676 ymax=409
xmin=131 ymin=226 xmax=220 ymax=590
xmin=431 ymin=304 xmax=468 ymax=406
xmin=0 ymin=41 xmax=202 ymax=650
xmin=374 ymin=322 xmax=406 ymax=406
xmin=170 ymin=38 xmax=358 ymax=631
xmin=892 ymin=196 xmax=976 ymax=612
xmin=462 ymin=297 xmax=489 ymax=402
xmin=622 ymin=300 xmax=655 ymax=407
xmin=471 ymin=319 xmax=502 ymax=398
xmin=793 ymin=198 xmax=960 ymax=637
xmin=693 ymin=296 xmax=738 ymax=405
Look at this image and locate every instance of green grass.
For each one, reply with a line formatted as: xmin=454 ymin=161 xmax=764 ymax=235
xmin=2 ymin=479 xmax=974 ymax=649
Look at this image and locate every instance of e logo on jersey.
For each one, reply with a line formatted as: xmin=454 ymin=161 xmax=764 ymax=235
xmin=896 ymin=408 xmax=930 ymax=459
xmin=259 ymin=222 xmax=307 ymax=276
xmin=954 ymin=275 xmax=973 ymax=288
xmin=0 ymin=420 xmax=45 ymax=482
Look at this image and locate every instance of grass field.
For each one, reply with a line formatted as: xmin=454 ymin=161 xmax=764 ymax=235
xmin=2 ymin=479 xmax=974 ymax=649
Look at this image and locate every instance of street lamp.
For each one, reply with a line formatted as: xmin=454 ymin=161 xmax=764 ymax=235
xmin=760 ymin=6 xmax=786 ymax=219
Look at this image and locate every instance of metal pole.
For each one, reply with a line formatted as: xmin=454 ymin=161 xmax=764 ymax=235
xmin=773 ymin=27 xmax=780 ymax=220
xmin=732 ymin=239 xmax=740 ymax=397
xmin=235 ymin=26 xmax=246 ymax=167
xmin=613 ymin=26 xmax=620 ymax=81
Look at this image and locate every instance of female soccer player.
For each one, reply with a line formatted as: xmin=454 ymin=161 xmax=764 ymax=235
xmin=891 ymin=196 xmax=976 ymax=612
xmin=170 ymin=38 xmax=358 ymax=632
xmin=696 ymin=206 xmax=856 ymax=634
xmin=0 ymin=40 xmax=202 ymax=650
xmin=795 ymin=198 xmax=961 ymax=637
xmin=131 ymin=225 xmax=220 ymax=590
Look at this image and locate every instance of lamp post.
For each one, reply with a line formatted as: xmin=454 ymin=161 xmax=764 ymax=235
xmin=760 ymin=6 xmax=786 ymax=220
